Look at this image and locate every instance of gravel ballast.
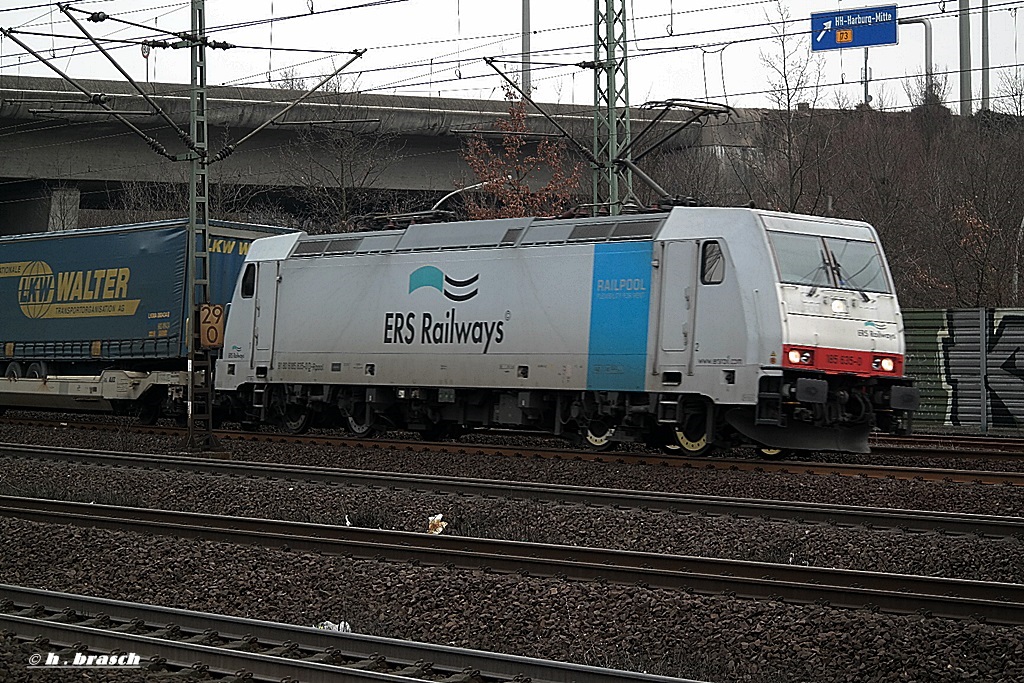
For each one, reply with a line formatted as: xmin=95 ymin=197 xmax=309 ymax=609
xmin=2 ymin=421 xmax=1024 ymax=681
xmin=2 ymin=517 xmax=1023 ymax=683
xmin=0 ymin=456 xmax=1022 ymax=584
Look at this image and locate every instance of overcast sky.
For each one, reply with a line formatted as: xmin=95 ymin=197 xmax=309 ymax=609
xmin=1 ymin=0 xmax=1020 ymax=112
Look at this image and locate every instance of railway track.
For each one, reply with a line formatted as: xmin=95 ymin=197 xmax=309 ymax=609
xmin=7 ymin=413 xmax=1024 ymax=457
xmin=5 ymin=414 xmax=1024 ymax=483
xmin=4 ymin=443 xmax=1024 ymax=536
xmin=0 ymin=584 xmax=698 ymax=683
xmin=872 ymin=433 xmax=1024 ymax=452
xmin=5 ymin=495 xmax=1024 ymax=625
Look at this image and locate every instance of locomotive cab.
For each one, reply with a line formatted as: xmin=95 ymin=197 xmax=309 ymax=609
xmin=722 ymin=213 xmax=918 ymax=453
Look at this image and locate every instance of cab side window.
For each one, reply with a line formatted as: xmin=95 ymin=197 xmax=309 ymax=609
xmin=241 ymin=263 xmax=256 ymax=298
xmin=701 ymin=241 xmax=725 ymax=284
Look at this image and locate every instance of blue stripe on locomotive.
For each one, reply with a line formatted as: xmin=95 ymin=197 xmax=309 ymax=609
xmin=586 ymin=241 xmax=653 ymax=391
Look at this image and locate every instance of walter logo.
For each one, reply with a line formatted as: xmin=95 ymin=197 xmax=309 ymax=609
xmin=1 ymin=260 xmax=140 ymax=319
xmin=409 ymin=265 xmax=479 ymax=302
xmin=15 ymin=261 xmax=54 ymax=319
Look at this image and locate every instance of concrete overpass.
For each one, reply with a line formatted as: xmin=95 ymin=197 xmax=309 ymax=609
xmin=0 ymin=75 xmax=753 ymax=233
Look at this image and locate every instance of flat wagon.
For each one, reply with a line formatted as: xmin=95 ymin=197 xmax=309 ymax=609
xmin=0 ymin=219 xmax=288 ymax=419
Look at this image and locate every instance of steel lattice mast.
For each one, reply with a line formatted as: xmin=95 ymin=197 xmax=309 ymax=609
xmin=592 ymin=0 xmax=632 ymax=215
xmin=184 ymin=0 xmax=217 ymax=451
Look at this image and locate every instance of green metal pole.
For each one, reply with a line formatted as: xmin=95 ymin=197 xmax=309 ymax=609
xmin=592 ymin=0 xmax=632 ymax=215
xmin=185 ymin=0 xmax=218 ymax=452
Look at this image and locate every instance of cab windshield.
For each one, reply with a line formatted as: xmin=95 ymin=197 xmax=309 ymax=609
xmin=767 ymin=231 xmax=891 ymax=294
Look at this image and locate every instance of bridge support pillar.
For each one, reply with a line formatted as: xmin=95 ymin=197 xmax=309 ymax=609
xmin=0 ymin=184 xmax=80 ymax=235
xmin=46 ymin=186 xmax=80 ymax=231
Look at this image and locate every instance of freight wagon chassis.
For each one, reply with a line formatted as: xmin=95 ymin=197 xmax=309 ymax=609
xmin=0 ymin=370 xmax=188 ymax=418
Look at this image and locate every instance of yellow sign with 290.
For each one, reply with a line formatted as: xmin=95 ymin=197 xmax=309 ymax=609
xmin=1 ymin=260 xmax=141 ymax=319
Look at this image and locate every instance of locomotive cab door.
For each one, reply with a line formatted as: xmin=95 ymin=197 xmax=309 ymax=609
xmin=657 ymin=240 xmax=699 ymax=372
xmin=252 ymin=260 xmax=280 ymax=369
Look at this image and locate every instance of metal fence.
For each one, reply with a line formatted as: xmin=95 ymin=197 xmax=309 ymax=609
xmin=905 ymin=309 xmax=1024 ymax=433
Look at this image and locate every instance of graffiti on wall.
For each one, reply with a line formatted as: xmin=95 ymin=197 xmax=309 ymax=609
xmin=907 ymin=309 xmax=1024 ymax=431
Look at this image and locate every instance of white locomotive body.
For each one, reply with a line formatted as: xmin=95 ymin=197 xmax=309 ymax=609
xmin=215 ymin=207 xmax=918 ymax=454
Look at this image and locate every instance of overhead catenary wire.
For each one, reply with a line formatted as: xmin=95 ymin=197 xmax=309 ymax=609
xmin=1 ymin=0 xmax=779 ymax=78
xmin=0 ymin=25 xmax=173 ymax=159
xmin=207 ymin=48 xmax=366 ymax=164
xmin=0 ymin=43 xmax=1014 ymax=158
xmin=0 ymin=0 xmax=107 ymax=15
xmin=3 ymin=25 xmax=1020 ymax=134
xmin=16 ymin=0 xmax=1024 ymax=220
xmin=6 ymin=0 xmax=1019 ymax=72
xmin=0 ymin=0 xmax=1007 ymax=113
xmin=0 ymin=0 xmax=1021 ymax=137
xmin=60 ymin=5 xmax=198 ymax=153
xmin=222 ymin=0 xmax=1024 ymax=105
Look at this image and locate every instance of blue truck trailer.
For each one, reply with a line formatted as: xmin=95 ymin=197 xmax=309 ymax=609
xmin=0 ymin=218 xmax=290 ymax=417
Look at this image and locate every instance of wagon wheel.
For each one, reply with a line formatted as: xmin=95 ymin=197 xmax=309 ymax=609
xmin=4 ymin=362 xmax=23 ymax=379
xmin=137 ymin=401 xmax=161 ymax=426
xmin=25 ymin=362 xmax=48 ymax=379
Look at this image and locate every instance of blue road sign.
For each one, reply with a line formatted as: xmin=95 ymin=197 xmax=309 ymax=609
xmin=810 ymin=5 xmax=898 ymax=51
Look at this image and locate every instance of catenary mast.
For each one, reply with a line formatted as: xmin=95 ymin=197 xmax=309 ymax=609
xmin=593 ymin=0 xmax=633 ymax=214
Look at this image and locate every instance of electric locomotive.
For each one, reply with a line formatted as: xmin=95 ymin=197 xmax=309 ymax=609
xmin=214 ymin=207 xmax=919 ymax=455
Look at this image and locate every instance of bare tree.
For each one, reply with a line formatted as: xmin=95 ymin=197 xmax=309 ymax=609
xmin=995 ymin=68 xmax=1024 ymax=117
xmin=759 ymin=1 xmax=825 ymax=114
xmin=902 ymin=69 xmax=951 ymax=109
xmin=273 ymin=67 xmax=308 ymax=91
xmin=277 ymin=121 xmax=409 ymax=232
xmin=643 ymin=143 xmax=737 ymax=207
xmin=727 ymin=0 xmax=836 ymax=214
xmin=459 ymin=89 xmax=584 ymax=219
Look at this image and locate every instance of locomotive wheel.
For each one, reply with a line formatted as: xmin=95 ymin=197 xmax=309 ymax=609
xmin=756 ymin=445 xmax=790 ymax=460
xmin=419 ymin=421 xmax=451 ymax=441
xmin=282 ymin=405 xmax=312 ymax=434
xmin=346 ymin=403 xmax=377 ymax=437
xmin=582 ymin=422 xmax=614 ymax=451
xmin=662 ymin=416 xmax=714 ymax=456
xmin=4 ymin=362 xmax=23 ymax=379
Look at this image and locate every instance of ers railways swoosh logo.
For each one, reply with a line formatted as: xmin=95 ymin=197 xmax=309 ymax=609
xmin=409 ymin=265 xmax=479 ymax=301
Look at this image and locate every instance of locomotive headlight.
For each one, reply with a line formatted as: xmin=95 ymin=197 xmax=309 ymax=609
xmin=831 ymin=299 xmax=847 ymax=314
xmin=872 ymin=357 xmax=896 ymax=372
xmin=788 ymin=349 xmax=813 ymax=365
